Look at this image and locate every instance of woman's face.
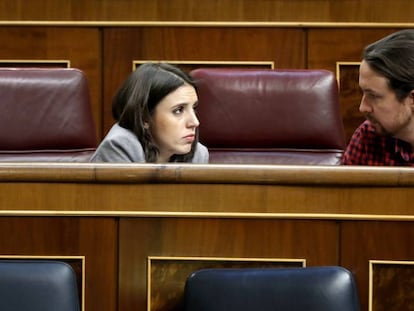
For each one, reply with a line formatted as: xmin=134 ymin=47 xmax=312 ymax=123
xmin=150 ymin=84 xmax=199 ymax=162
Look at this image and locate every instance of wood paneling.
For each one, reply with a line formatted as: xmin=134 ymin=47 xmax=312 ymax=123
xmin=370 ymin=262 xmax=414 ymax=311
xmin=0 ymin=23 xmax=411 ymax=141
xmin=0 ymin=4 xmax=413 ymax=310
xmin=0 ymin=26 xmax=103 ymax=138
xmin=1 ymin=1 xmax=414 ymax=23
xmin=337 ymin=63 xmax=364 ymax=142
xmin=307 ymin=28 xmax=404 ymax=141
xmin=119 ymin=218 xmax=338 ymax=311
xmin=341 ymin=221 xmax=414 ymax=311
xmin=102 ymin=27 xmax=305 ymax=133
xmin=307 ymin=28 xmax=402 ymax=73
xmin=148 ymin=257 xmax=304 ymax=311
xmin=0 ymin=217 xmax=118 ymax=311
xmin=2 ymin=164 xmax=414 ymax=217
xmin=1 ymin=164 xmax=414 ymax=310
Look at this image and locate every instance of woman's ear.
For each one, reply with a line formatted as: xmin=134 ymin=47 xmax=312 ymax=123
xmin=144 ymin=122 xmax=149 ymax=129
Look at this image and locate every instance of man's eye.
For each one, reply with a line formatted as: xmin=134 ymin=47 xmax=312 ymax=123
xmin=368 ymin=93 xmax=380 ymax=99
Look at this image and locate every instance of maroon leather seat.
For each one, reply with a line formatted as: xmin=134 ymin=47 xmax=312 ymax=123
xmin=190 ymin=68 xmax=346 ymax=165
xmin=0 ymin=68 xmax=97 ymax=162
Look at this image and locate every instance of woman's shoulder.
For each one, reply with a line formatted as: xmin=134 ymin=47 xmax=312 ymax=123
xmin=90 ymin=124 xmax=145 ymax=162
xmin=192 ymin=142 xmax=209 ymax=163
xmin=105 ymin=123 xmax=138 ymax=141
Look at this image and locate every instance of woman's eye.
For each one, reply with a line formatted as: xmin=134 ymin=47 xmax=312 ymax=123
xmin=173 ymin=107 xmax=184 ymax=114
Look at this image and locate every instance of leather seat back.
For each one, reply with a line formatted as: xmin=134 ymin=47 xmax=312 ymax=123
xmin=184 ymin=266 xmax=360 ymax=311
xmin=0 ymin=68 xmax=97 ymax=162
xmin=190 ymin=68 xmax=346 ymax=165
xmin=0 ymin=260 xmax=80 ymax=311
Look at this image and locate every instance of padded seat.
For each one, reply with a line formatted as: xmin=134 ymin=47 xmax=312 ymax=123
xmin=184 ymin=266 xmax=360 ymax=311
xmin=190 ymin=68 xmax=346 ymax=165
xmin=0 ymin=260 xmax=80 ymax=311
xmin=0 ymin=68 xmax=97 ymax=162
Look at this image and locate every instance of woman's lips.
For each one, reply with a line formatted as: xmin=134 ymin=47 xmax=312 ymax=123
xmin=183 ymin=134 xmax=195 ymax=142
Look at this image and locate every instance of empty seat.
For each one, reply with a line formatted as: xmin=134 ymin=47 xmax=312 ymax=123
xmin=0 ymin=68 xmax=97 ymax=162
xmin=184 ymin=266 xmax=360 ymax=311
xmin=0 ymin=260 xmax=80 ymax=311
xmin=190 ymin=68 xmax=346 ymax=165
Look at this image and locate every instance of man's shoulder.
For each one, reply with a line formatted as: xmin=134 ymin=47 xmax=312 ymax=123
xmin=355 ymin=120 xmax=375 ymax=134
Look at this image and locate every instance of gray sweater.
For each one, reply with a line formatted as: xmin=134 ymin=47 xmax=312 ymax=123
xmin=90 ymin=123 xmax=209 ymax=163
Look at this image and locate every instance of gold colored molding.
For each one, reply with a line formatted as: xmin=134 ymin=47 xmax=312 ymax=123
xmin=2 ymin=210 xmax=414 ymax=221
xmin=0 ymin=59 xmax=71 ymax=68
xmin=147 ymin=255 xmax=306 ymax=263
xmin=0 ymin=255 xmax=85 ymax=311
xmin=0 ymin=21 xmax=414 ymax=28
xmin=132 ymin=60 xmax=275 ymax=71
xmin=336 ymin=61 xmax=360 ymax=88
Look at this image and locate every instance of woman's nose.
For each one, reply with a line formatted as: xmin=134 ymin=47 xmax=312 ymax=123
xmin=188 ymin=111 xmax=200 ymax=127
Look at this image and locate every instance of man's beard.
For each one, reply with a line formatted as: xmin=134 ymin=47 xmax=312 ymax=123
xmin=365 ymin=113 xmax=412 ymax=138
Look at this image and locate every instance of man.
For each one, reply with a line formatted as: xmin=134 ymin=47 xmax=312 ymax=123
xmin=342 ymin=29 xmax=414 ymax=166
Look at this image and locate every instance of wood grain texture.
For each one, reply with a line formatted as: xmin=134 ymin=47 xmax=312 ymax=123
xmin=119 ymin=218 xmax=338 ymax=311
xmin=0 ymin=1 xmax=414 ymax=23
xmin=341 ymin=221 xmax=414 ymax=311
xmin=371 ymin=263 xmax=414 ymax=311
xmin=0 ymin=217 xmax=118 ymax=311
xmin=102 ymin=27 xmax=305 ymax=132
xmin=149 ymin=257 xmax=304 ymax=311
xmin=337 ymin=64 xmax=365 ymax=142
xmin=307 ymin=28 xmax=402 ymax=73
xmin=0 ymin=164 xmax=414 ymax=311
xmin=0 ymin=27 xmax=103 ymax=138
xmin=1 ymin=164 xmax=414 ymax=218
xmin=0 ymin=24 xmax=411 ymax=140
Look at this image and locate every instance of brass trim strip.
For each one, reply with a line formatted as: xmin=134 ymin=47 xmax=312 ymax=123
xmin=336 ymin=61 xmax=361 ymax=88
xmin=133 ymin=60 xmax=275 ymax=70
xmin=0 ymin=21 xmax=414 ymax=28
xmin=148 ymin=255 xmax=306 ymax=263
xmin=1 ymin=210 xmax=414 ymax=221
xmin=370 ymin=260 xmax=414 ymax=265
xmin=0 ymin=59 xmax=71 ymax=67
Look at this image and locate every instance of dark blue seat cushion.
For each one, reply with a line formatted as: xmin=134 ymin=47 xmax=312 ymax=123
xmin=184 ymin=266 xmax=360 ymax=311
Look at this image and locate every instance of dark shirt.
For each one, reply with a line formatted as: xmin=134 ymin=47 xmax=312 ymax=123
xmin=342 ymin=120 xmax=414 ymax=166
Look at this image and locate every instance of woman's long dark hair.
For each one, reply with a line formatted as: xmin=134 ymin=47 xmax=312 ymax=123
xmin=112 ymin=63 xmax=198 ymax=162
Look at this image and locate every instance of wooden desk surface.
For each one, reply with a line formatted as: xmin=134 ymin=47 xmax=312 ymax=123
xmin=1 ymin=163 xmax=414 ymax=311
xmin=0 ymin=163 xmax=413 ymax=220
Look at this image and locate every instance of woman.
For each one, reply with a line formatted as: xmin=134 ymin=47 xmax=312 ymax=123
xmin=90 ymin=63 xmax=209 ymax=163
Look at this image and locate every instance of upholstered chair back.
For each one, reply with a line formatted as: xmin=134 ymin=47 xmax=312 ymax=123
xmin=190 ymin=68 xmax=346 ymax=165
xmin=0 ymin=260 xmax=80 ymax=311
xmin=0 ymin=68 xmax=97 ymax=162
xmin=184 ymin=266 xmax=360 ymax=311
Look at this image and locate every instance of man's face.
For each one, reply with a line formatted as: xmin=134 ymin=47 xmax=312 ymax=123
xmin=359 ymin=60 xmax=414 ymax=139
